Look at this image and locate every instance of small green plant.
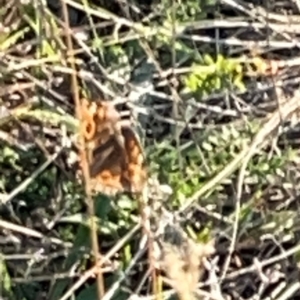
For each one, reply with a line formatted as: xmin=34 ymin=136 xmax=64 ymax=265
xmin=184 ymin=54 xmax=245 ymax=98
xmin=162 ymin=0 xmax=216 ymax=23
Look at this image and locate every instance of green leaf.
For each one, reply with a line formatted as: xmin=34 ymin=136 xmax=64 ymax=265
xmin=0 ymin=27 xmax=30 ymax=51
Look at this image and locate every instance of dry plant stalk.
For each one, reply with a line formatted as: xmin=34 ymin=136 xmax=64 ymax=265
xmin=138 ymin=189 xmax=160 ymax=298
xmin=60 ymin=0 xmax=105 ymax=298
xmin=160 ymin=224 xmax=215 ymax=300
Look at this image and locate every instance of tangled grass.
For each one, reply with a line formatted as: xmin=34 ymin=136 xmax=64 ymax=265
xmin=1 ymin=0 xmax=300 ymax=299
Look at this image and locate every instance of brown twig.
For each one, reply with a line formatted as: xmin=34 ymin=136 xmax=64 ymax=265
xmin=221 ymin=92 xmax=300 ymax=281
xmin=138 ymin=189 xmax=160 ymax=299
xmin=60 ymin=0 xmax=105 ymax=298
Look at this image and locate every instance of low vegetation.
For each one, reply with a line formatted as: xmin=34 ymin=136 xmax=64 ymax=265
xmin=1 ymin=0 xmax=300 ymax=299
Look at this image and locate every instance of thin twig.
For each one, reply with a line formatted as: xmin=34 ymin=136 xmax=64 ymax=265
xmin=220 ymin=92 xmax=300 ymax=280
xmin=0 ymin=219 xmax=71 ymax=247
xmin=60 ymin=0 xmax=105 ymax=298
xmin=179 ymin=92 xmax=300 ymax=215
xmin=59 ymin=223 xmax=140 ymax=300
xmin=1 ymin=152 xmax=59 ymax=204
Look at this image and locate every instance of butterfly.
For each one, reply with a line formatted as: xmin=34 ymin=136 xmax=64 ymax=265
xmin=79 ymin=99 xmax=147 ymax=195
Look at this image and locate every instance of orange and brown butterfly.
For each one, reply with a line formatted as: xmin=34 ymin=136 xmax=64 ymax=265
xmin=78 ymin=99 xmax=147 ymax=195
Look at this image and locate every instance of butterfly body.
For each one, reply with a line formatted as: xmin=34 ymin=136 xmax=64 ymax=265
xmin=80 ymin=99 xmax=147 ymax=195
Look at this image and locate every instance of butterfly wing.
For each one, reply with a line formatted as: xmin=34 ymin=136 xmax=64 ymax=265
xmin=89 ymin=136 xmax=128 ymax=194
xmin=79 ymin=99 xmax=147 ymax=195
xmin=121 ymin=126 xmax=147 ymax=193
xmin=88 ymin=127 xmax=147 ymax=195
